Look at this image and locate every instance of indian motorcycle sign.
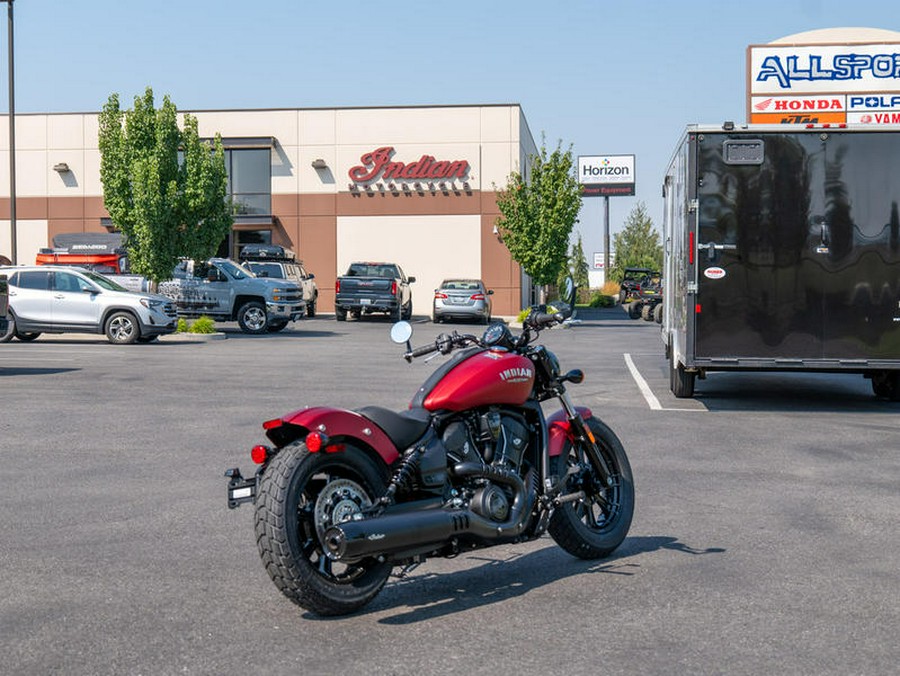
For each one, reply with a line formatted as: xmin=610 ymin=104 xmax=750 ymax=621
xmin=348 ymin=147 xmax=470 ymax=184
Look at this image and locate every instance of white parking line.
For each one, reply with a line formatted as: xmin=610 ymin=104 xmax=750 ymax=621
xmin=623 ymin=353 xmax=707 ymax=412
xmin=624 ymin=353 xmax=662 ymax=410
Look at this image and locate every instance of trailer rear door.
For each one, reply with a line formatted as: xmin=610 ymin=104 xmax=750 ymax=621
xmin=693 ymin=130 xmax=900 ymax=364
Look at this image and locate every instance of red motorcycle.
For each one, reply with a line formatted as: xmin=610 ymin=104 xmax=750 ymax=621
xmin=225 ymin=290 xmax=634 ymax=616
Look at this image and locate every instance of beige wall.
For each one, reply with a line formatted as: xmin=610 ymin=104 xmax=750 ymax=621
xmin=337 ymin=215 xmax=482 ymax=316
xmin=0 ymin=105 xmax=532 ymax=315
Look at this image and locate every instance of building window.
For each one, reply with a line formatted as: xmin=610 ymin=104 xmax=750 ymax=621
xmin=227 ymin=148 xmax=271 ymax=216
xmin=221 ymin=228 xmax=272 ymax=260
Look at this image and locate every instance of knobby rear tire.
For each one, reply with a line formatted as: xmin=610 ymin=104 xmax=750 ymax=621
xmin=548 ymin=416 xmax=634 ymax=559
xmin=254 ymin=440 xmax=392 ymax=616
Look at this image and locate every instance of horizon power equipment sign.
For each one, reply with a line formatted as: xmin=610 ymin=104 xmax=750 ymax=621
xmin=747 ymin=42 xmax=900 ymax=125
xmin=578 ymin=155 xmax=635 ymax=197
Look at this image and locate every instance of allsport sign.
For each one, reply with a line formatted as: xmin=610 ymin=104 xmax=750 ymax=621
xmin=747 ymin=41 xmax=900 ymax=125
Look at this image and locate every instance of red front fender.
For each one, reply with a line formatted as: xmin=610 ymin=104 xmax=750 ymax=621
xmin=546 ymin=406 xmax=593 ymax=457
xmin=265 ymin=406 xmax=400 ymax=465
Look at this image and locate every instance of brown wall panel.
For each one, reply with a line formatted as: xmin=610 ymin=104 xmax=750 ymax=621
xmin=0 ymin=197 xmax=48 ymax=220
xmin=480 ymin=190 xmax=502 ymax=216
xmin=84 ymin=197 xmax=109 ymax=220
xmin=480 ymin=214 xmax=520 ymax=316
xmin=272 ymin=193 xmax=299 ymax=218
xmin=336 ymin=191 xmax=481 ymax=216
xmin=48 ymin=197 xmax=85 ymax=220
xmin=298 ymin=194 xmax=337 ymax=217
xmin=298 ymin=216 xmax=337 ymax=310
xmin=271 ymin=217 xmax=299 ymax=251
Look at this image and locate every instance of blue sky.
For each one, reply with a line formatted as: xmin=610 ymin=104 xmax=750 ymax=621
xmin=4 ymin=0 xmax=898 ymax=258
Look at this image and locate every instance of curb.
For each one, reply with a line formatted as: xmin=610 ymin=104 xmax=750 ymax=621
xmin=160 ymin=332 xmax=227 ymax=342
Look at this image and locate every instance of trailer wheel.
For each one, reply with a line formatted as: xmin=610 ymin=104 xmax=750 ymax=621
xmin=871 ymin=371 xmax=900 ymax=401
xmin=670 ymin=353 xmax=695 ymax=398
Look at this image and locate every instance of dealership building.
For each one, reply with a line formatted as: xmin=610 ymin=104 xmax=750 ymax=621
xmin=0 ymin=104 xmax=537 ymax=316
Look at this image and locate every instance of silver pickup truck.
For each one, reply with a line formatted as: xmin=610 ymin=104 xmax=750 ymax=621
xmin=158 ymin=258 xmax=306 ymax=334
xmin=334 ymin=261 xmax=415 ymax=322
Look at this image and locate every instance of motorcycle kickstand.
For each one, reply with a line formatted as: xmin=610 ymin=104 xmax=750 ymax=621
xmin=392 ymin=560 xmax=423 ymax=579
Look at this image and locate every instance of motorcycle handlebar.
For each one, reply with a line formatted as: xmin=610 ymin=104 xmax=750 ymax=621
xmin=404 ymin=331 xmax=478 ymax=361
xmin=527 ymin=311 xmax=566 ymax=329
xmin=408 ymin=342 xmax=439 ymax=358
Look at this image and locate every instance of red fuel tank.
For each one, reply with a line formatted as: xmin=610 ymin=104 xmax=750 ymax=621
xmin=422 ymin=350 xmax=535 ymax=411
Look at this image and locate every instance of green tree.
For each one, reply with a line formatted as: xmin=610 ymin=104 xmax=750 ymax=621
xmin=495 ymin=140 xmax=582 ymax=289
xmin=557 ymin=233 xmax=590 ymax=294
xmin=98 ymin=87 xmax=232 ymax=284
xmin=610 ymin=201 xmax=662 ymax=282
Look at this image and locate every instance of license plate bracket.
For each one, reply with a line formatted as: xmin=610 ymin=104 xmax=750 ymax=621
xmin=225 ymin=467 xmax=257 ymax=509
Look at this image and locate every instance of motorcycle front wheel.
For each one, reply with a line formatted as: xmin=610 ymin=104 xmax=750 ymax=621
xmin=548 ymin=416 xmax=634 ymax=559
xmin=254 ymin=440 xmax=392 ymax=616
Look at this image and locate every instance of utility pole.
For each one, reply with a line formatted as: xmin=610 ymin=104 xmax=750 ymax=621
xmin=2 ymin=0 xmax=14 ymax=264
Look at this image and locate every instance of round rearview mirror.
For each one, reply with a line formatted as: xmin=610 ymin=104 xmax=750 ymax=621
xmin=390 ymin=320 xmax=413 ymax=344
xmin=563 ymin=276 xmax=576 ymax=308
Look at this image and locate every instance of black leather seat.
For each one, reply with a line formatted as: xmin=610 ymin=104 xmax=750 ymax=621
xmin=356 ymin=406 xmax=431 ymax=451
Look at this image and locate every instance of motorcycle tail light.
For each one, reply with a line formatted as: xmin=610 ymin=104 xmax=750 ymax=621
xmin=306 ymin=431 xmax=329 ymax=452
xmin=251 ymin=445 xmax=270 ymax=464
xmin=262 ymin=418 xmax=283 ymax=430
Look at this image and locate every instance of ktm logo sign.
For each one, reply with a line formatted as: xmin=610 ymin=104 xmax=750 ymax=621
xmin=349 ymin=147 xmax=470 ymax=183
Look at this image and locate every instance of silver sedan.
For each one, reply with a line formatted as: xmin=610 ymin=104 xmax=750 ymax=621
xmin=432 ymin=279 xmax=493 ymax=324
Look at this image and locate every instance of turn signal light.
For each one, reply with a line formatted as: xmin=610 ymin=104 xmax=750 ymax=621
xmin=251 ymin=445 xmax=270 ymax=464
xmin=306 ymin=431 xmax=329 ymax=452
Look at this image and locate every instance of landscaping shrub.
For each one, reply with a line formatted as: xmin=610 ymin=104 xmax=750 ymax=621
xmin=189 ymin=316 xmax=217 ymax=334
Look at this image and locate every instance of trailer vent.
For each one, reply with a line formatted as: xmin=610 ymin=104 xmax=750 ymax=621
xmin=723 ymin=139 xmax=764 ymax=166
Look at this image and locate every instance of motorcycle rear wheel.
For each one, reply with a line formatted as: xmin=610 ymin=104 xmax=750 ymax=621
xmin=254 ymin=440 xmax=392 ymax=616
xmin=548 ymin=416 xmax=634 ymax=559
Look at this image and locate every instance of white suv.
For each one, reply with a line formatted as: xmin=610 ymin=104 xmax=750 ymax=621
xmin=0 ymin=265 xmax=178 ymax=344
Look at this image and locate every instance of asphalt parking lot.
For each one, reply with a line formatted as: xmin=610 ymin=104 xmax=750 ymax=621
xmin=1 ymin=309 xmax=898 ymax=675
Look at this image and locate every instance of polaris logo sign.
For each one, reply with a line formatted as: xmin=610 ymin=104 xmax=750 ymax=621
xmin=847 ymin=95 xmax=900 ymax=111
xmin=578 ymin=155 xmax=635 ymax=197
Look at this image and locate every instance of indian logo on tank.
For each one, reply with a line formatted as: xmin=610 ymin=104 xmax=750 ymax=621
xmin=499 ymin=366 xmax=533 ymax=383
xmin=704 ymin=267 xmax=727 ymax=280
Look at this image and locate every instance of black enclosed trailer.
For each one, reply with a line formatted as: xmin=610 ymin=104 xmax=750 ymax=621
xmin=662 ymin=124 xmax=900 ymax=400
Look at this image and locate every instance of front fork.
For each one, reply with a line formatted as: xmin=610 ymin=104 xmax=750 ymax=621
xmin=555 ymin=390 xmax=614 ymax=489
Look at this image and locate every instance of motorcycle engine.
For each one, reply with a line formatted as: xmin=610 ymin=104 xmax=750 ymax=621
xmin=442 ymin=410 xmax=529 ymax=470
xmin=442 ymin=410 xmax=531 ymax=522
